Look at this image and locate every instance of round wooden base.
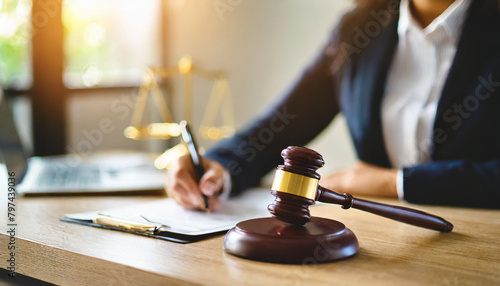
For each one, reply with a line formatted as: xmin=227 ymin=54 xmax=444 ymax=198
xmin=223 ymin=217 xmax=358 ymax=264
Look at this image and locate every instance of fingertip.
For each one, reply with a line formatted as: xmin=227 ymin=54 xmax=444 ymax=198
xmin=198 ymin=181 xmax=213 ymax=196
xmin=208 ymin=198 xmax=221 ymax=212
xmin=179 ymin=193 xmax=203 ymax=210
xmin=188 ymin=192 xmax=203 ymax=208
xmin=200 ymin=173 xmax=223 ymax=196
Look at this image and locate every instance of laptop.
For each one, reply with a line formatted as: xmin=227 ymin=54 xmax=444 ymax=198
xmin=0 ymin=92 xmax=166 ymax=196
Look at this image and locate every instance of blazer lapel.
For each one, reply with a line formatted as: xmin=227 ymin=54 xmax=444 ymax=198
xmin=435 ymin=0 xmax=500 ymax=135
xmin=342 ymin=11 xmax=399 ymax=167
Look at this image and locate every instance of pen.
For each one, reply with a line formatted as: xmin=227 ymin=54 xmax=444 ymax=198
xmin=93 ymin=215 xmax=159 ymax=234
xmin=179 ymin=120 xmax=210 ymax=212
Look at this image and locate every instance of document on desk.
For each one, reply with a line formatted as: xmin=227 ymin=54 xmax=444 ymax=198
xmin=61 ymin=188 xmax=273 ymax=243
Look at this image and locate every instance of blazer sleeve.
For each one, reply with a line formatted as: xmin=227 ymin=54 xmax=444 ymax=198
xmin=402 ymin=160 xmax=500 ymax=208
xmin=204 ymin=39 xmax=340 ymax=195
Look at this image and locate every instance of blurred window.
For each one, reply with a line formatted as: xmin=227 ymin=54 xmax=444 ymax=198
xmin=0 ymin=0 xmax=163 ymax=90
xmin=62 ymin=0 xmax=162 ymax=88
xmin=0 ymin=0 xmax=32 ymax=89
xmin=0 ymin=0 xmax=165 ymax=155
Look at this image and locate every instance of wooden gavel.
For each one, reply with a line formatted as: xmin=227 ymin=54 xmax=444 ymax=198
xmin=267 ymin=146 xmax=453 ymax=232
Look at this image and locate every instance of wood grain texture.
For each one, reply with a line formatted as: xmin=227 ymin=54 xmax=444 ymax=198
xmin=1 ymin=193 xmax=500 ymax=285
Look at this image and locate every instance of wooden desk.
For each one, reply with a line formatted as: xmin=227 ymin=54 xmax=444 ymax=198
xmin=1 ymin=192 xmax=499 ymax=285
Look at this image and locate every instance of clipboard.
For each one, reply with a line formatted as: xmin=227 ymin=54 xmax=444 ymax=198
xmin=60 ymin=188 xmax=273 ymax=243
xmin=60 ymin=215 xmax=224 ymax=244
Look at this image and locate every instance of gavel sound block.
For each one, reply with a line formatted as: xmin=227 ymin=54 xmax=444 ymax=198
xmin=223 ymin=146 xmax=453 ymax=264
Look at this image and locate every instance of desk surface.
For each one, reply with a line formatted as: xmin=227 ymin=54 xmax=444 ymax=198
xmin=1 ymin=191 xmax=499 ymax=285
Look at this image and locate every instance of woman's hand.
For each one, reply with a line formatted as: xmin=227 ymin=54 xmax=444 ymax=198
xmin=166 ymin=155 xmax=229 ymax=211
xmin=320 ymin=161 xmax=398 ymax=198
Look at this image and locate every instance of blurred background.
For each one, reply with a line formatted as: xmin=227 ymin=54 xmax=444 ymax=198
xmin=0 ymin=0 xmax=356 ymax=177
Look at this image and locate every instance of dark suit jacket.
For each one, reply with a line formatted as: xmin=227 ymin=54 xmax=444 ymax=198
xmin=206 ymin=0 xmax=500 ymax=208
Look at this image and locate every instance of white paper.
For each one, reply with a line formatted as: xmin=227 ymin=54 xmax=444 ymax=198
xmin=65 ymin=188 xmax=274 ymax=236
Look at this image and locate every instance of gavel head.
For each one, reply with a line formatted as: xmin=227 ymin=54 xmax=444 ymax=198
xmin=267 ymin=146 xmax=324 ymax=225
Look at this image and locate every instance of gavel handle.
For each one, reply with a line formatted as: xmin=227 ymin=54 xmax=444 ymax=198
xmin=317 ymin=186 xmax=453 ymax=232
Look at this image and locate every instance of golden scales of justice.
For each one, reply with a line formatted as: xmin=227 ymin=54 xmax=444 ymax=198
xmin=123 ymin=55 xmax=236 ymax=169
